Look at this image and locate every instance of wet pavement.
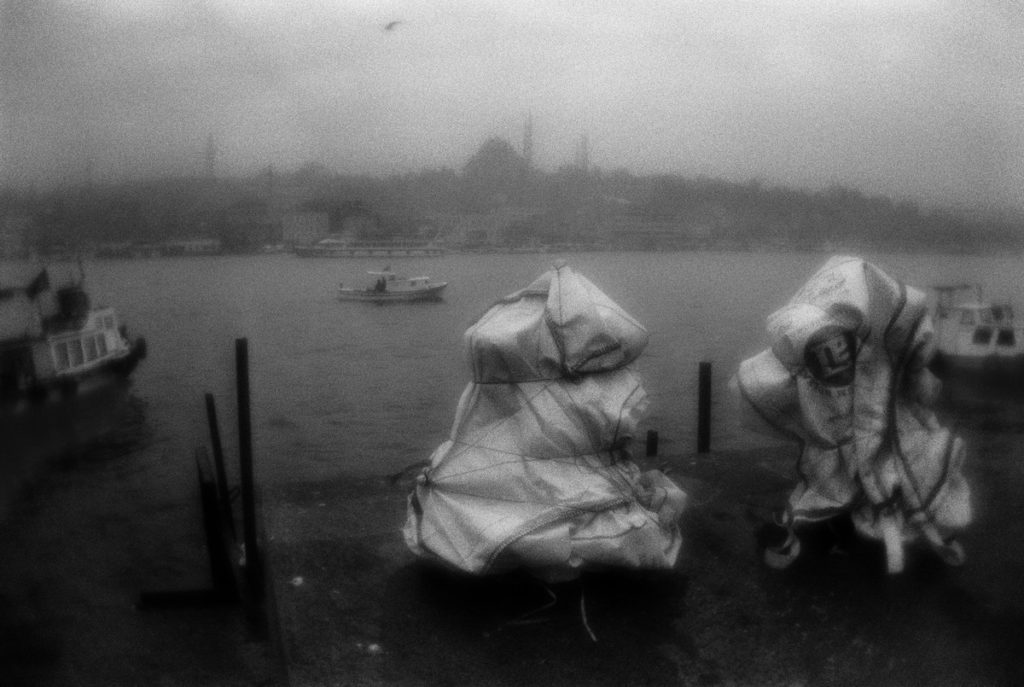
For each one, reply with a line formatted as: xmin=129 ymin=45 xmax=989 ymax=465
xmin=266 ymin=415 xmax=1024 ymax=687
xmin=4 ymin=393 xmax=1024 ymax=687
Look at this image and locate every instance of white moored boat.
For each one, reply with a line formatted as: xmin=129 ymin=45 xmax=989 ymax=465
xmin=338 ymin=268 xmax=447 ymax=303
xmin=1 ymin=266 xmax=147 ymax=410
xmin=930 ymin=283 xmax=1024 ymax=388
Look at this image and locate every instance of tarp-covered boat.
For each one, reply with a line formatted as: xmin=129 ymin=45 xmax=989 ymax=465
xmin=403 ymin=261 xmax=686 ymax=580
xmin=732 ymin=256 xmax=972 ymax=573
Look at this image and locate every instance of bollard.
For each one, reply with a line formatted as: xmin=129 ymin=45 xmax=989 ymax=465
xmin=697 ymin=361 xmax=712 ymax=453
xmin=646 ymin=429 xmax=659 ymax=457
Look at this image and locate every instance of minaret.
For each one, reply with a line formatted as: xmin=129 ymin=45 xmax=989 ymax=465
xmin=205 ymin=134 xmax=218 ymax=179
xmin=576 ymin=133 xmax=589 ymax=173
xmin=522 ymin=114 xmax=534 ymax=169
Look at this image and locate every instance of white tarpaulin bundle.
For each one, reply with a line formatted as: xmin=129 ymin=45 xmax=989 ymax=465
xmin=732 ymin=256 xmax=972 ymax=573
xmin=403 ymin=261 xmax=686 ymax=580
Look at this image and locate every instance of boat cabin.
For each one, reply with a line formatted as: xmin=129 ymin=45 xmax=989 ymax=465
xmin=47 ymin=307 xmax=128 ymax=377
xmin=932 ymin=285 xmax=1021 ymax=360
xmin=1 ymin=269 xmax=145 ymax=403
xmin=2 ymin=299 xmax=130 ymax=400
xmin=366 ymin=271 xmax=433 ymax=292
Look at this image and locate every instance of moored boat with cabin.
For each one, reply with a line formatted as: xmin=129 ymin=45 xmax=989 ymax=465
xmin=929 ymin=283 xmax=1024 ymax=389
xmin=1 ymin=266 xmax=147 ymax=410
xmin=338 ymin=268 xmax=447 ymax=302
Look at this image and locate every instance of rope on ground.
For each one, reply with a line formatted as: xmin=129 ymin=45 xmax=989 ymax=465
xmin=580 ymin=585 xmax=598 ymax=643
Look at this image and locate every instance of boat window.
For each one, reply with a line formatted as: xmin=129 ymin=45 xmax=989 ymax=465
xmin=972 ymin=328 xmax=992 ymax=345
xmin=84 ymin=336 xmax=98 ymax=361
xmin=54 ymin=342 xmax=70 ymax=370
xmin=997 ymin=329 xmax=1016 ymax=347
xmin=960 ymin=310 xmax=975 ymax=326
xmin=979 ymin=309 xmax=994 ymax=325
xmin=96 ymin=335 xmax=108 ymax=356
xmin=69 ymin=339 xmax=84 ymax=367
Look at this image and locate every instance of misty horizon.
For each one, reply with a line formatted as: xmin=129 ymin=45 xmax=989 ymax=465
xmin=3 ymin=1 xmax=1022 ymax=215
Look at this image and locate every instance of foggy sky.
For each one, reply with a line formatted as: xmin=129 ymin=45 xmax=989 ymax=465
xmin=2 ymin=0 xmax=1022 ymax=212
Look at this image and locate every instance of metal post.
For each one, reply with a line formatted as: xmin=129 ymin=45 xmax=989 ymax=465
xmin=195 ymin=447 xmax=239 ymax=601
xmin=646 ymin=429 xmax=659 ymax=457
xmin=697 ymin=361 xmax=712 ymax=453
xmin=205 ymin=392 xmax=235 ymax=538
xmin=236 ymin=338 xmax=262 ymax=601
xmin=136 ymin=448 xmax=239 ymax=609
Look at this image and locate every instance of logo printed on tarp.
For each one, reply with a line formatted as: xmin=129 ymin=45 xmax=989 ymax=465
xmin=804 ymin=327 xmax=856 ymax=386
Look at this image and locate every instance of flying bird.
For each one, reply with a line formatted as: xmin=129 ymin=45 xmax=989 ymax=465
xmin=384 ymin=20 xmax=403 ymax=32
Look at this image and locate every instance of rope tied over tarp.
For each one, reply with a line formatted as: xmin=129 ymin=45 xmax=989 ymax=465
xmin=733 ymin=256 xmax=971 ymax=573
xmin=404 ymin=262 xmax=686 ymax=580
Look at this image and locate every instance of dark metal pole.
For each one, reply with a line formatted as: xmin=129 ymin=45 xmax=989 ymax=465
xmin=697 ymin=361 xmax=712 ymax=453
xmin=646 ymin=429 xmax=659 ymax=457
xmin=195 ymin=447 xmax=239 ymax=601
xmin=236 ymin=338 xmax=262 ymax=599
xmin=205 ymin=393 xmax=235 ymax=538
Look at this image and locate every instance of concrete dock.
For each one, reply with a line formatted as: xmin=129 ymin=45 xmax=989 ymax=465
xmin=265 ymin=429 xmax=1024 ymax=687
xmin=3 ymin=407 xmax=1024 ymax=686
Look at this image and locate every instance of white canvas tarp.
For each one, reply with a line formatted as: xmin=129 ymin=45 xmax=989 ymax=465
xmin=403 ymin=261 xmax=686 ymax=580
xmin=732 ymin=256 xmax=972 ymax=573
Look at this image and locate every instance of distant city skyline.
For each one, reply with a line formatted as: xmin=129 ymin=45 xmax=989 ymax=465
xmin=2 ymin=1 xmax=1022 ymax=215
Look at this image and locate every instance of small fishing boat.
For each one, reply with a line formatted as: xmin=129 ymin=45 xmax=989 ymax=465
xmin=338 ymin=268 xmax=447 ymax=302
xmin=1 ymin=266 xmax=147 ymax=410
xmin=929 ymin=283 xmax=1024 ymax=388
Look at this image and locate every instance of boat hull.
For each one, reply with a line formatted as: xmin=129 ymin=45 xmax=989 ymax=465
xmin=931 ymin=351 xmax=1024 ymax=395
xmin=337 ymin=284 xmax=447 ymax=302
xmin=1 ymin=336 xmax=147 ymax=411
xmin=1 ymin=376 xmax=140 ymax=518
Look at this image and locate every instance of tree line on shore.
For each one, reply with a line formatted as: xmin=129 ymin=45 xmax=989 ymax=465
xmin=2 ymin=137 xmax=1021 ymax=255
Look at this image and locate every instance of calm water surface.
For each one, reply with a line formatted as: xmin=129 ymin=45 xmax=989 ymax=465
xmin=10 ymin=250 xmax=1024 ymax=500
